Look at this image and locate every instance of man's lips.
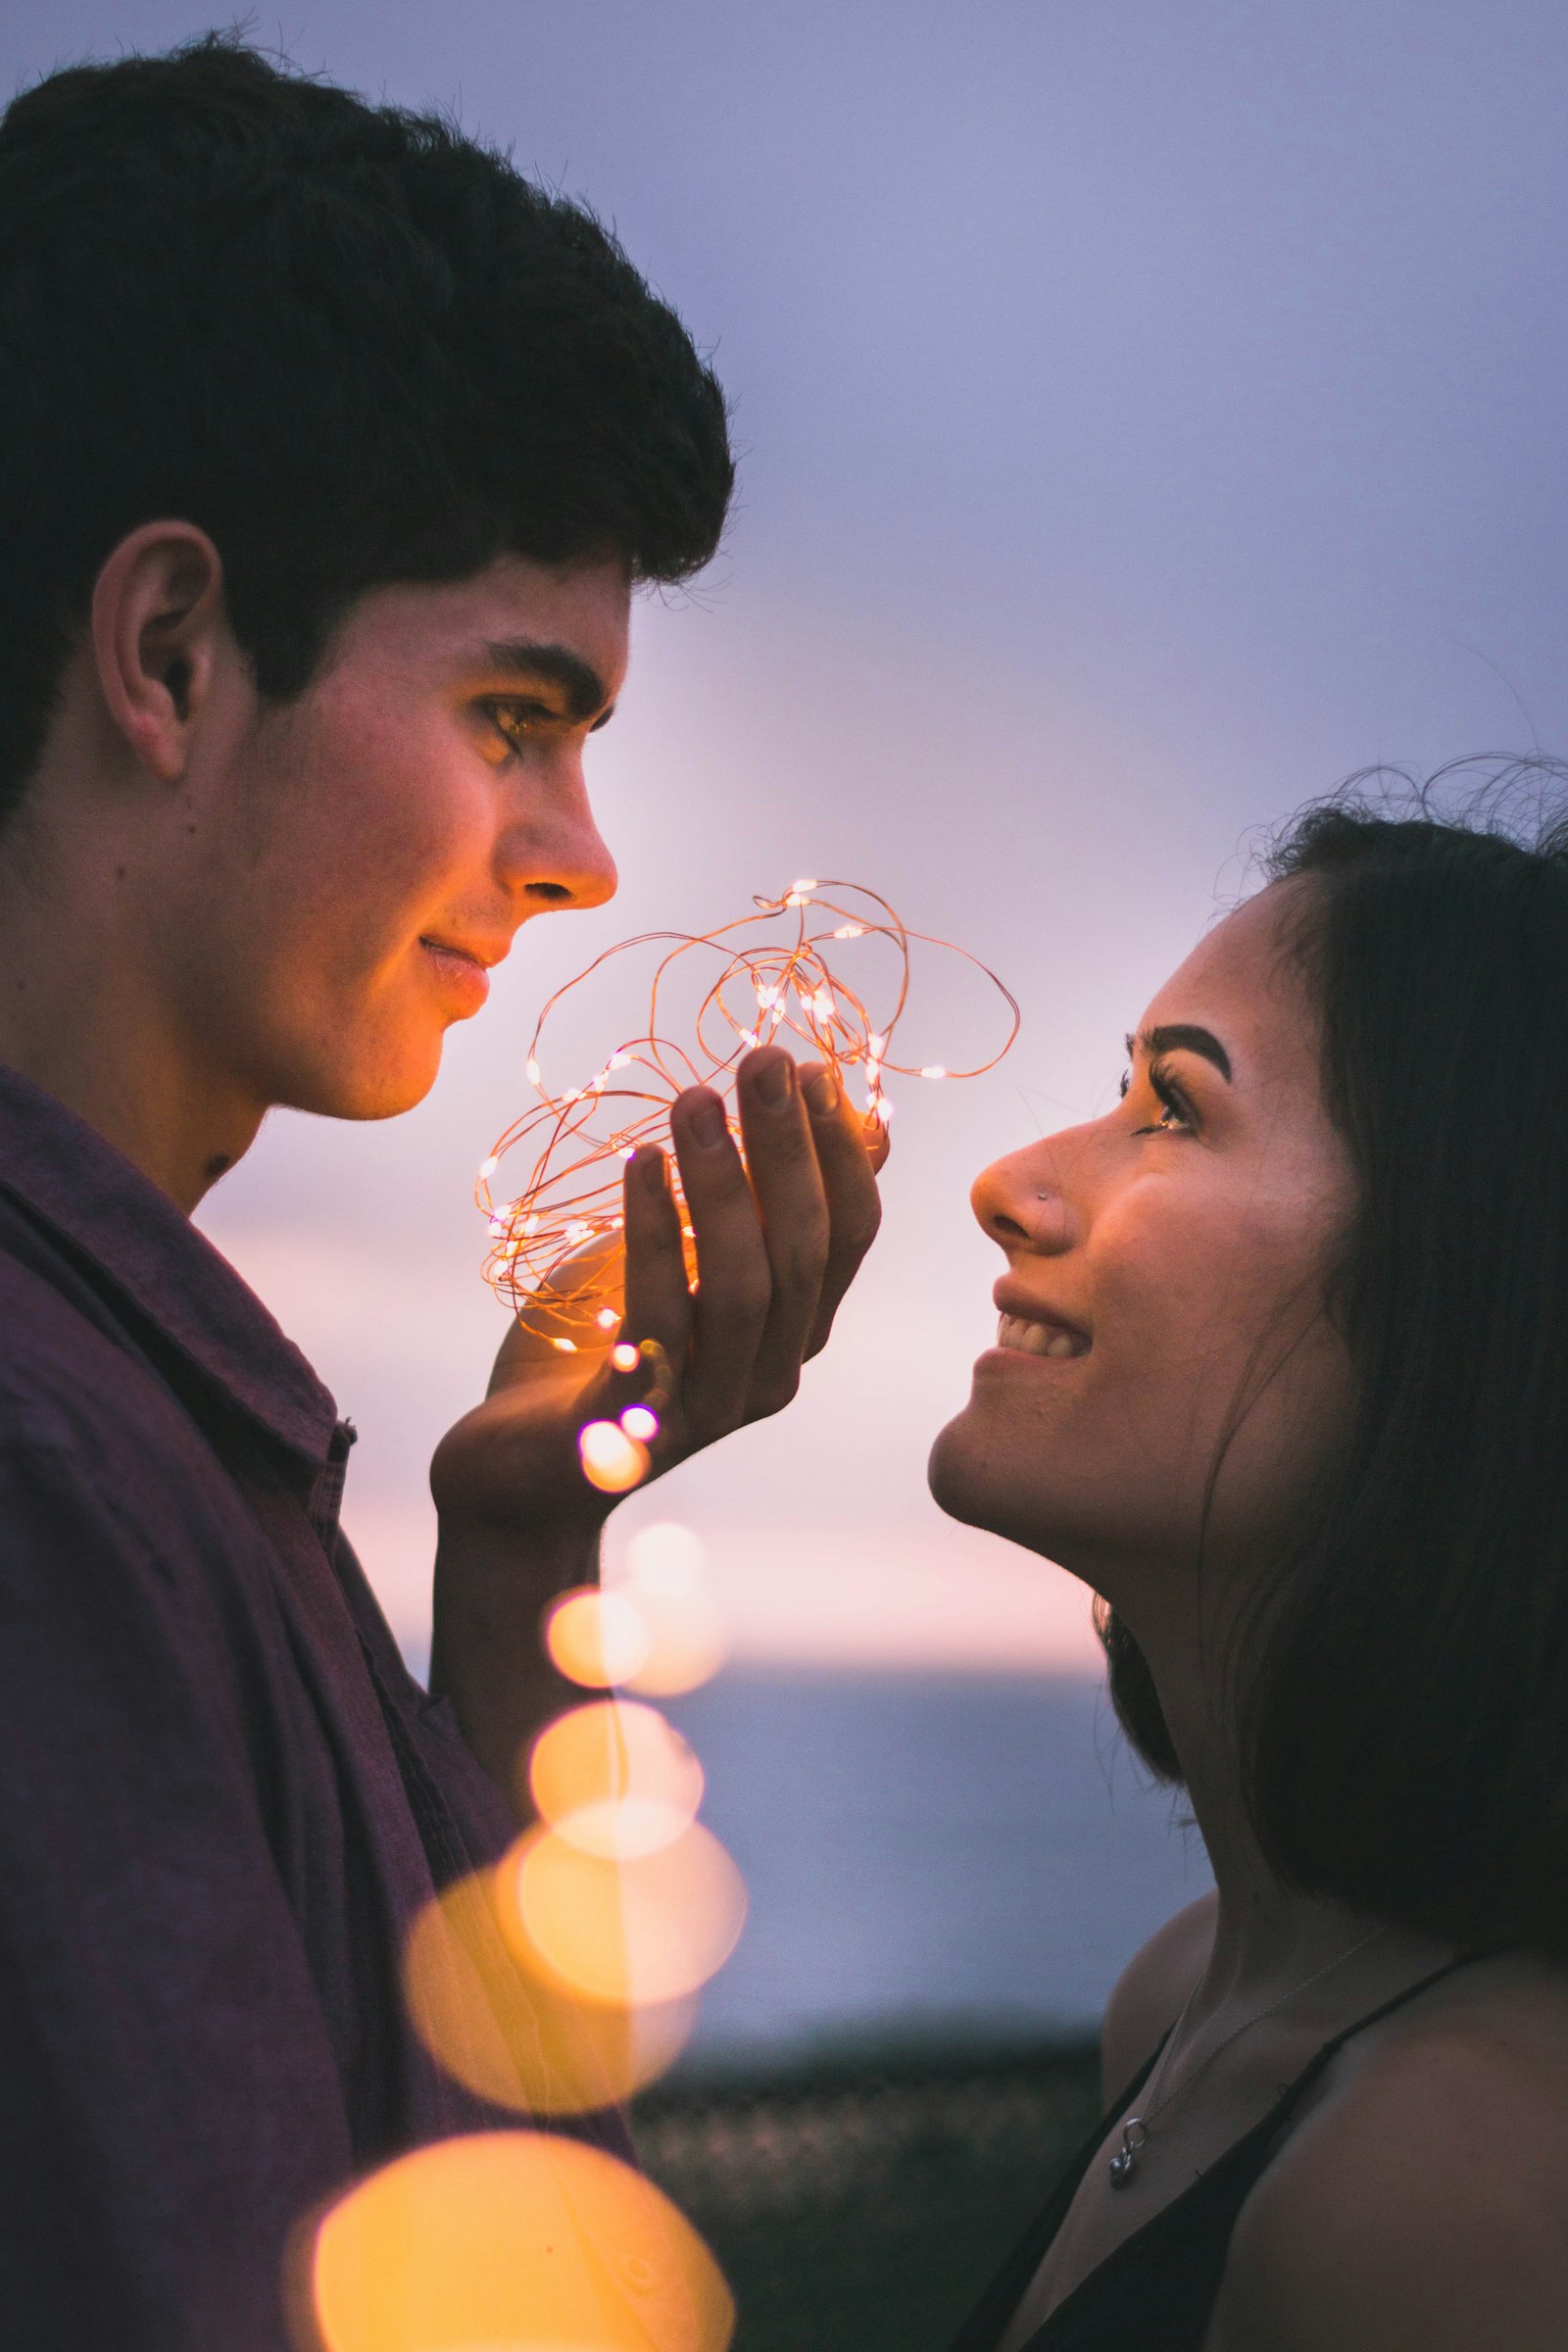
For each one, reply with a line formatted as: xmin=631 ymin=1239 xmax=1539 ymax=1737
xmin=418 ymin=937 xmax=496 ymax=1006
xmin=419 ymin=934 xmax=510 ymax=971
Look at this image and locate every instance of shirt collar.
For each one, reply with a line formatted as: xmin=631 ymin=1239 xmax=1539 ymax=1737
xmin=0 ymin=1062 xmax=339 ymax=1465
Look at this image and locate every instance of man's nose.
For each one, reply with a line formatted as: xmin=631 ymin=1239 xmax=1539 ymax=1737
xmin=971 ymin=1140 xmax=1082 ymax=1255
xmin=501 ymin=764 xmax=618 ymax=912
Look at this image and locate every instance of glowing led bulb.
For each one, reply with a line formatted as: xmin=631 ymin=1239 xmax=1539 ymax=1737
xmin=596 ymin=1307 xmax=619 ymax=1331
xmin=921 ymin=1065 xmax=950 ymax=1080
xmin=552 ymin=1337 xmax=577 ymax=1354
xmin=611 ymin=1343 xmax=640 ymax=1373
xmin=619 ymin=1404 xmax=660 ymax=1444
xmin=479 ymin=1155 xmax=500 ymax=1180
xmin=834 ymin=924 xmax=864 ymax=939
xmin=525 ymin=1057 xmax=542 ymax=1086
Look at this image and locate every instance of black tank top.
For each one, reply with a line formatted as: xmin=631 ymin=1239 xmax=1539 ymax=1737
xmin=948 ymin=1949 xmax=1500 ymax=2351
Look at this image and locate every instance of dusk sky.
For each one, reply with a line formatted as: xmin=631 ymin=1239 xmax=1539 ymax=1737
xmin=9 ymin=1 xmax=1566 ymax=1673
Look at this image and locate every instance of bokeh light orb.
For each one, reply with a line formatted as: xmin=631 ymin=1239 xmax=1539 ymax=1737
xmin=527 ymin=1700 xmax=704 ymax=1860
xmin=509 ymin=1820 xmax=747 ymax=2009
xmin=403 ymin=1869 xmax=695 ymax=2117
xmin=578 ymin=1420 xmax=650 ymax=1494
xmin=306 ymin=2129 xmax=733 ymax=2352
xmin=544 ymin=1588 xmax=652 ymax=1688
xmin=611 ymin=1525 xmax=726 ymax=1697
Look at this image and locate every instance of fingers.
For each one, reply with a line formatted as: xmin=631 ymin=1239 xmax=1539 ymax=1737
xmin=625 ymin=1049 xmax=884 ymax=1441
xmin=733 ymin=1051 xmax=831 ymax=1411
xmin=799 ymin=1062 xmax=884 ymax=1357
xmin=668 ymin=1083 xmax=773 ymax=1429
xmin=620 ymin=1144 xmax=696 ymax=1372
xmin=485 ymin=1230 xmax=620 ymax=1395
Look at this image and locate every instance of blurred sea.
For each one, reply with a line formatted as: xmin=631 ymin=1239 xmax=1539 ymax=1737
xmin=660 ymin=1668 xmax=1213 ymax=2071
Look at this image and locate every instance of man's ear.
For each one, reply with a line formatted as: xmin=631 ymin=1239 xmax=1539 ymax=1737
xmin=88 ymin=521 xmax=230 ymax=786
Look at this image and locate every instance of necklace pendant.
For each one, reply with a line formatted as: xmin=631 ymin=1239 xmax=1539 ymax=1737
xmin=1107 ymin=2116 xmax=1147 ymax=2188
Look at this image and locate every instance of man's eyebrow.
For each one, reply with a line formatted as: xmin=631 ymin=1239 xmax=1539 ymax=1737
xmin=1126 ymin=1023 xmax=1233 ymax=1082
xmin=476 ymin=639 xmax=612 ymax=724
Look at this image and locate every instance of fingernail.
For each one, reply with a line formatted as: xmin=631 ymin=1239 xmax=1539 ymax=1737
xmin=754 ymin=1055 xmax=793 ymax=1109
xmin=638 ymin=1147 xmax=667 ymax=1194
xmin=804 ymin=1068 xmax=839 ymax=1116
xmin=691 ymin=1098 xmax=728 ymax=1149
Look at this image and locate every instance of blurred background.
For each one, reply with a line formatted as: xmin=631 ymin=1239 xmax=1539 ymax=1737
xmin=6 ymin=2 xmax=1566 ymax=2339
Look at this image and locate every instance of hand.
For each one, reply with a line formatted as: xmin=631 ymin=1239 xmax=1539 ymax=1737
xmin=427 ymin=1048 xmax=885 ymax=1795
xmin=429 ymin=1047 xmax=887 ymax=1545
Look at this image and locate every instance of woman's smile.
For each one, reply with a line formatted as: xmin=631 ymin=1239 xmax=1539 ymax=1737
xmin=991 ymin=1309 xmax=1091 ymax=1361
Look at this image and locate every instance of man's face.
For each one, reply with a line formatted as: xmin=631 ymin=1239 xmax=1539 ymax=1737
xmin=175 ymin=553 xmax=625 ymax=1121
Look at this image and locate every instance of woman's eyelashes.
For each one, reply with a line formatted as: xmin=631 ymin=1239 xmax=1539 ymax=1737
xmin=1119 ymin=1059 xmax=1197 ymax=1137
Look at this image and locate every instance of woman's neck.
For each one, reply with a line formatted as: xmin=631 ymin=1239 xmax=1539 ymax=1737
xmin=1153 ymin=1642 xmax=1452 ymax=2016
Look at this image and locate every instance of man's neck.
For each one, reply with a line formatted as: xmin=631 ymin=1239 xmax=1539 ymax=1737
xmin=0 ymin=817 xmax=262 ymax=1214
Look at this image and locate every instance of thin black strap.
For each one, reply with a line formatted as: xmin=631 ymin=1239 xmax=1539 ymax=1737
xmin=1261 ymin=1941 xmax=1519 ymax=2122
xmin=948 ymin=1939 xmax=1519 ymax=2352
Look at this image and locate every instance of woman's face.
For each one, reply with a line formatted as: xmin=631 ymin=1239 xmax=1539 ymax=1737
xmin=928 ymin=880 xmax=1357 ymax=1598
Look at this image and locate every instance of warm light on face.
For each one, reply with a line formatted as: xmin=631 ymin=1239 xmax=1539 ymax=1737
xmin=304 ymin=2129 xmax=733 ymax=2352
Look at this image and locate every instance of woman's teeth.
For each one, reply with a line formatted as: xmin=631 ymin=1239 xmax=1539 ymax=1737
xmin=997 ymin=1312 xmax=1083 ymax=1359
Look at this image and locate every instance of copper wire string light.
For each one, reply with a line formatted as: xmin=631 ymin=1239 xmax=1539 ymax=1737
xmin=476 ymin=878 xmax=1021 ymax=1358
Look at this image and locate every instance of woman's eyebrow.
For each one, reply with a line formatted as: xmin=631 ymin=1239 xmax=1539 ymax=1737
xmin=1126 ymin=1023 xmax=1233 ymax=1082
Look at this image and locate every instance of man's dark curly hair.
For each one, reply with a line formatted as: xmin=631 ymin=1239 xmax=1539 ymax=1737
xmin=0 ymin=34 xmax=734 ymax=823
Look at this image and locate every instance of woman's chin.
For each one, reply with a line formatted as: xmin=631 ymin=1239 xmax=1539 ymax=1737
xmin=926 ymin=1408 xmax=1084 ymax=1563
xmin=927 ymin=1411 xmax=1029 ymax=1540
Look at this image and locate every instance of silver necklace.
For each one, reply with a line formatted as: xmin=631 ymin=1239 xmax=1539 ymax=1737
xmin=1106 ymin=1926 xmax=1388 ymax=2188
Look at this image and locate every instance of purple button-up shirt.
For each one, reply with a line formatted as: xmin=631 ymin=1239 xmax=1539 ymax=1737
xmin=0 ymin=1064 xmax=626 ymax=2348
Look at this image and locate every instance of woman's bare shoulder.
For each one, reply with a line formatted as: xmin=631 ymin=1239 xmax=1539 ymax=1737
xmin=1206 ymin=1959 xmax=1568 ymax=2351
xmin=1099 ymin=1887 xmax=1218 ymax=2106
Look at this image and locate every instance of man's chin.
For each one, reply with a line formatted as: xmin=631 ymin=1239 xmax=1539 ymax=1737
xmin=281 ymin=1038 xmax=445 ymax=1124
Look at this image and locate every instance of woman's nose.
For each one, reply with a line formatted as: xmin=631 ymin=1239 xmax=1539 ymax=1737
xmin=971 ymin=1146 xmax=1078 ymax=1255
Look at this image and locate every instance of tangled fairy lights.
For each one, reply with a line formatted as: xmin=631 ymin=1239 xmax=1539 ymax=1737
xmin=476 ymin=880 xmax=1020 ymax=1378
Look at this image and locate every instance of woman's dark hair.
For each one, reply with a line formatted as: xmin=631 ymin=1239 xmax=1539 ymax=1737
xmin=1101 ymin=762 xmax=1568 ymax=1956
xmin=0 ymin=35 xmax=733 ymax=825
